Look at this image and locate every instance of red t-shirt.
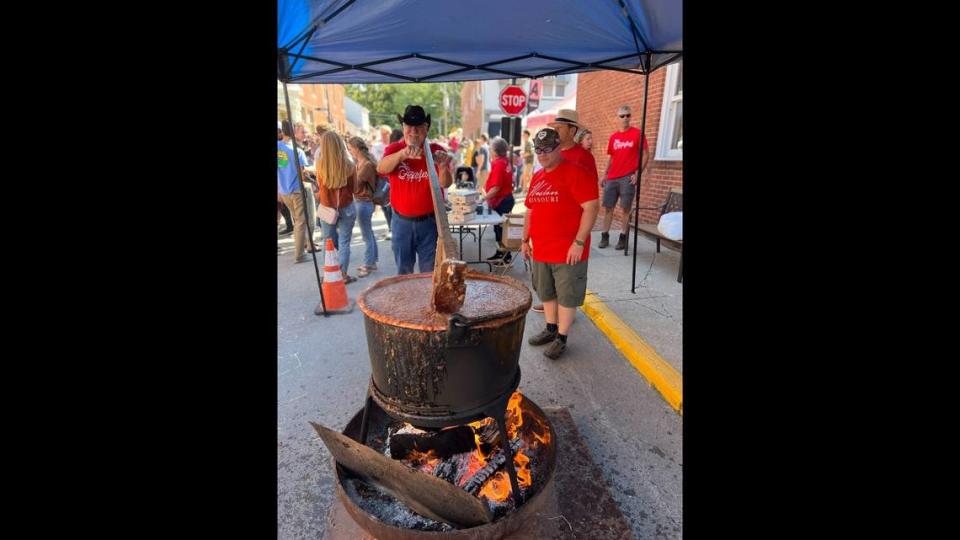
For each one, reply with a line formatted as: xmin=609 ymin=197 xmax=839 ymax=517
xmin=383 ymin=140 xmax=446 ymax=217
xmin=485 ymin=157 xmax=513 ymax=209
xmin=605 ymin=127 xmax=648 ymax=180
xmin=560 ymin=144 xmax=598 ymax=182
xmin=524 ymin=160 xmax=599 ymax=263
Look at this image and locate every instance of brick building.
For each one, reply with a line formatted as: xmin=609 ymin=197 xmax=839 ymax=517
xmin=461 ymin=76 xmax=576 ymax=141
xmin=461 ymin=81 xmax=484 ymax=140
xmin=576 ymin=61 xmax=682 ymax=224
xmin=277 ymin=82 xmax=348 ymax=134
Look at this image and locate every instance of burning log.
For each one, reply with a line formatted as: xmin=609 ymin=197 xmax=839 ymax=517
xmin=390 ymin=425 xmax=476 ymax=460
xmin=463 ymin=438 xmax=523 ymax=495
xmin=476 ymin=419 xmax=501 ymax=447
xmin=433 ymin=456 xmax=461 ymax=483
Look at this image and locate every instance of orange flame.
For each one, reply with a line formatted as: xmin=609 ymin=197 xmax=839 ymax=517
xmin=467 ymin=393 xmax=552 ymax=500
xmin=515 ymin=450 xmax=531 ymax=487
xmin=506 ymin=392 xmax=523 ymax=439
xmin=533 ymin=429 xmax=550 ymax=445
xmin=468 ymin=417 xmax=494 ymax=463
xmin=478 ymin=471 xmax=512 ymax=501
xmin=404 ymin=449 xmax=441 ymax=471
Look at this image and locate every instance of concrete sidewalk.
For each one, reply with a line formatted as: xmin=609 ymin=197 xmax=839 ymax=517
xmin=277 ymin=201 xmax=682 ymax=540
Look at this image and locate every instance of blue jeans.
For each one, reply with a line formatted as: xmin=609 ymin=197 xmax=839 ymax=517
xmin=492 ymin=195 xmax=515 ymax=244
xmin=355 ymin=201 xmax=379 ymax=267
xmin=381 ymin=205 xmax=393 ymax=231
xmin=320 ymin=202 xmax=357 ymax=273
xmin=391 ymin=213 xmax=438 ymax=274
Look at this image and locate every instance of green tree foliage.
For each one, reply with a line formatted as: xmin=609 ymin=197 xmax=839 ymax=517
xmin=346 ymin=82 xmax=462 ymax=138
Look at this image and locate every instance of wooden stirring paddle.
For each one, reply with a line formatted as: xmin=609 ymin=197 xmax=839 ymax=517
xmin=422 ymin=138 xmax=467 ymax=313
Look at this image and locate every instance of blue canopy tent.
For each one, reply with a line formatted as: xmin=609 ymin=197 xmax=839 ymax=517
xmin=277 ymin=0 xmax=682 ymax=314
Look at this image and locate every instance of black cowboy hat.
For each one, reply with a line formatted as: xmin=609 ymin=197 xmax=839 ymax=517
xmin=397 ymin=104 xmax=431 ymax=127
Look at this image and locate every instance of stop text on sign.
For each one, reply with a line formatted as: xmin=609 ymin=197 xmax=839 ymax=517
xmin=499 ymin=85 xmax=527 ymax=115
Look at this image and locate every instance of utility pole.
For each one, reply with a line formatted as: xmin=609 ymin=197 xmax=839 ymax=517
xmin=442 ymin=83 xmax=449 ymax=137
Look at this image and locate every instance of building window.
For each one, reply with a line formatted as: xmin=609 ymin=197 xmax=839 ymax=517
xmin=656 ymin=61 xmax=682 ymax=161
xmin=540 ymin=75 xmax=569 ymax=98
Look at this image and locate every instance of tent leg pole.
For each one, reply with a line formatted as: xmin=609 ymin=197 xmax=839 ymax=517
xmin=631 ymin=53 xmax=652 ymax=293
xmin=282 ymin=80 xmax=328 ymax=316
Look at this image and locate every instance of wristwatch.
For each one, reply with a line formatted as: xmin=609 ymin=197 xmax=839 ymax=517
xmin=573 ymin=239 xmax=585 ymax=247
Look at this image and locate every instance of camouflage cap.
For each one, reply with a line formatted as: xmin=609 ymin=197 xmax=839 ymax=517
xmin=533 ymin=127 xmax=561 ymax=152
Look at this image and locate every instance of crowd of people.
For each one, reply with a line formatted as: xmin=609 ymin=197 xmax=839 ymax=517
xmin=278 ymin=101 xmax=649 ymax=360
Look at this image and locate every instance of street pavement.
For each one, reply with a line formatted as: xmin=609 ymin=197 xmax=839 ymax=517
xmin=277 ymin=198 xmax=682 ymax=539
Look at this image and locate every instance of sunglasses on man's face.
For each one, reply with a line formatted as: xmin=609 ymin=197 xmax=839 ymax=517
xmin=619 ymin=114 xmax=631 ymax=118
xmin=534 ymin=145 xmax=559 ymax=155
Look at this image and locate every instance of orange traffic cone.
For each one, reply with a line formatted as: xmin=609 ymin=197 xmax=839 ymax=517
xmin=316 ymin=238 xmax=354 ymax=315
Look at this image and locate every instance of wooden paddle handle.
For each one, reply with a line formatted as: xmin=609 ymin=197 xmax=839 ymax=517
xmin=423 ymin=139 xmax=467 ymax=313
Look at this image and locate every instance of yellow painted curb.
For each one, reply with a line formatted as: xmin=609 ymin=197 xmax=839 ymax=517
xmin=580 ymin=290 xmax=683 ymax=414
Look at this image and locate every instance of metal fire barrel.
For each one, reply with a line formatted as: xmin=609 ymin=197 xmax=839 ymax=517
xmin=357 ymin=272 xmax=532 ymax=424
xmin=333 ymin=396 xmax=558 ymax=540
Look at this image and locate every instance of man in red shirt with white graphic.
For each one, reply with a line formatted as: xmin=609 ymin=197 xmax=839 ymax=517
xmin=521 ymin=128 xmax=600 ymax=360
xmin=377 ymin=105 xmax=453 ymax=274
xmin=599 ymin=105 xmax=650 ymax=250
xmin=529 ymin=108 xmax=599 ymax=314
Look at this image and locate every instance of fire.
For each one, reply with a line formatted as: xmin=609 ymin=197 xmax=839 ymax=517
xmin=399 ymin=393 xmax=550 ymax=503
xmin=457 ymin=451 xmax=487 ymax=488
xmin=478 ymin=471 xmax=512 ymax=501
xmin=533 ymin=429 xmax=551 ymax=446
xmin=405 ymin=449 xmax=440 ymax=471
xmin=505 ymin=392 xmax=523 ymax=439
xmin=515 ymin=450 xmax=531 ymax=487
xmin=467 ymin=417 xmax=493 ymax=462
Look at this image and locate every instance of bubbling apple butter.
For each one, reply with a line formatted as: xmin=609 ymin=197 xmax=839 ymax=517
xmin=359 ymin=272 xmax=531 ymax=330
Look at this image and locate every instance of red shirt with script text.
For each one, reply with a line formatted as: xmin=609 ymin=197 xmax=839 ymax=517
xmin=383 ymin=141 xmax=447 ymax=217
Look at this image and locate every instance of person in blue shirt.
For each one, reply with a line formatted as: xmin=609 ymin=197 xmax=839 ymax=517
xmin=278 ymin=120 xmax=317 ymax=263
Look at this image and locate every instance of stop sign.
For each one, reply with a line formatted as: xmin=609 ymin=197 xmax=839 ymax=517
xmin=499 ymin=85 xmax=527 ymax=115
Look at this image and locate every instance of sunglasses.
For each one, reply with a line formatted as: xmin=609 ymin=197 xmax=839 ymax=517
xmin=619 ymin=114 xmax=631 ymax=118
xmin=534 ymin=145 xmax=559 ymax=154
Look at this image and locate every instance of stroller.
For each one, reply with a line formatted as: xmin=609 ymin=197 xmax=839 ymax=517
xmin=454 ymin=166 xmax=476 ymax=190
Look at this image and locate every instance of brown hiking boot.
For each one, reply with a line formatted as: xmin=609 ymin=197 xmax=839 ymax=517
xmin=598 ymin=232 xmax=610 ymax=248
xmin=543 ymin=337 xmax=567 ymax=359
xmin=615 ymin=233 xmax=628 ymax=250
xmin=528 ymin=327 xmax=558 ymax=346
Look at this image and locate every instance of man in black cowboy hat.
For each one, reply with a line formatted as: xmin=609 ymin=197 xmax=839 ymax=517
xmin=377 ymin=105 xmax=453 ymax=274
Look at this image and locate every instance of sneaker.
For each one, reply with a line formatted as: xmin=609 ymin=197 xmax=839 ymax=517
xmin=486 ymin=250 xmax=505 ymax=261
xmin=528 ymin=327 xmax=558 ymax=346
xmin=598 ymin=232 xmax=610 ymax=248
xmin=294 ymin=255 xmax=310 ymax=264
xmin=531 ymin=304 xmax=544 ymax=313
xmin=501 ymin=252 xmax=513 ymax=264
xmin=615 ymin=233 xmax=628 ymax=250
xmin=543 ymin=337 xmax=567 ymax=359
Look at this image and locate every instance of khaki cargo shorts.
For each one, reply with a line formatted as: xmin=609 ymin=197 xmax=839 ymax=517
xmin=530 ymin=259 xmax=589 ymax=308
